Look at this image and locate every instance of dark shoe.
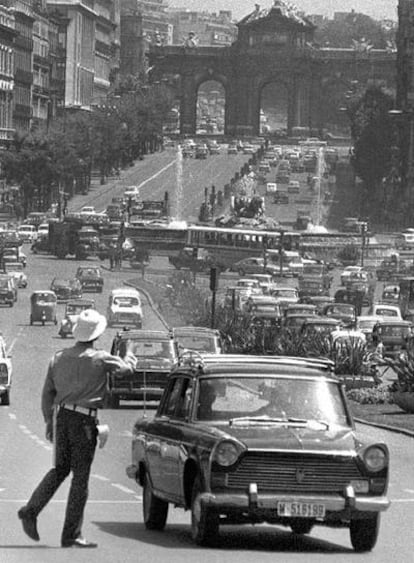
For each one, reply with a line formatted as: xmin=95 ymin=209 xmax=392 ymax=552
xmin=61 ymin=537 xmax=98 ymax=548
xmin=17 ymin=507 xmax=40 ymax=541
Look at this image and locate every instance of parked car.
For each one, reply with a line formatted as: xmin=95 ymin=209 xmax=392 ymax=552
xmin=50 ymin=277 xmax=82 ymax=302
xmin=107 ymin=329 xmax=178 ymax=407
xmin=80 ymin=206 xmax=96 ymax=215
xmin=242 ymin=144 xmax=255 ymax=154
xmin=195 ymin=144 xmax=208 ymax=159
xmin=58 ymin=298 xmax=95 ymax=338
xmin=75 ymin=266 xmax=104 ymax=293
xmin=107 ymin=287 xmax=143 ymax=328
xmin=125 ymin=354 xmax=390 ymax=550
xmin=3 ymin=262 xmax=27 ymax=288
xmin=173 ymin=326 xmax=223 ymax=354
xmin=381 ymin=285 xmax=400 ymax=303
xmin=0 ymin=334 xmax=12 ymax=405
xmin=227 ymin=142 xmax=238 ymax=155
xmin=2 ymin=247 xmax=27 ymax=268
xmin=207 ymin=140 xmax=220 ymax=154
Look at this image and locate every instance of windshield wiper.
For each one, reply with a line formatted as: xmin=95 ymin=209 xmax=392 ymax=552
xmin=229 ymin=416 xmax=330 ymax=429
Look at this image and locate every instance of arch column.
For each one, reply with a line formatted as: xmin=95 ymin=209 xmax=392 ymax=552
xmin=180 ymin=73 xmax=197 ymax=135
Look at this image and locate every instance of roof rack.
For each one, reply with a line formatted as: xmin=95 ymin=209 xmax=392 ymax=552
xmin=176 ymin=353 xmax=334 ymax=373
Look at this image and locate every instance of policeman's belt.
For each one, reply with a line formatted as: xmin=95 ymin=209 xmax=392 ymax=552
xmin=60 ymin=403 xmax=98 ymax=418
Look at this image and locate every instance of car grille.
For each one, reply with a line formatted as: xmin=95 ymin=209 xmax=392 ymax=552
xmin=223 ymin=451 xmax=363 ymax=494
xmin=114 ymin=370 xmax=169 ymax=390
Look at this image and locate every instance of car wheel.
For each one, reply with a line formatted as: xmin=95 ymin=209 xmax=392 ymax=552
xmin=290 ymin=519 xmax=314 ymax=535
xmin=103 ymin=392 xmax=119 ymax=409
xmin=143 ymin=472 xmax=168 ymax=530
xmin=191 ymin=476 xmax=219 ymax=546
xmin=350 ymin=514 xmax=380 ymax=552
xmin=1 ymin=390 xmax=10 ymax=406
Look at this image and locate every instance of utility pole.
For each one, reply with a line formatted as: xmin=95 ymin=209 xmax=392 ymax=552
xmin=360 ymin=222 xmax=368 ymax=267
xmin=263 ymin=235 xmax=268 ymax=272
xmin=209 ymin=267 xmax=219 ymax=328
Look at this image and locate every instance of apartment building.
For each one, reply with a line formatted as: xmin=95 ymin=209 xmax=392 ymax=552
xmin=0 ymin=1 xmax=15 ymax=142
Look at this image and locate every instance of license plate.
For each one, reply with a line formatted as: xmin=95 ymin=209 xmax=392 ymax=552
xmin=277 ymin=501 xmax=325 ymax=518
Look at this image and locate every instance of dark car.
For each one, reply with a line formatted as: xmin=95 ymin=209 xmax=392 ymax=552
xmin=75 ymin=266 xmax=104 ymax=293
xmin=373 ymin=319 xmax=413 ymax=358
xmin=50 ymin=277 xmax=82 ymax=302
xmin=323 ymin=302 xmax=357 ymax=329
xmin=106 ymin=329 xmax=179 ymax=408
xmin=125 ymin=354 xmax=390 ymax=550
xmin=0 ymin=276 xmax=15 ymax=307
xmin=301 ymin=316 xmax=341 ymax=336
xmin=173 ymin=326 xmax=223 ymax=354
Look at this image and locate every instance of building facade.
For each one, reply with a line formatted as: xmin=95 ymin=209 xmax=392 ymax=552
xmin=169 ymin=9 xmax=237 ymax=47
xmin=13 ymin=0 xmax=34 ymax=132
xmin=0 ymin=1 xmax=16 ymax=142
xmin=47 ymin=0 xmax=119 ymax=109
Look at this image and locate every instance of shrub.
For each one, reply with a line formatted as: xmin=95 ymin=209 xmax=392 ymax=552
xmin=347 ymin=386 xmax=394 ymax=404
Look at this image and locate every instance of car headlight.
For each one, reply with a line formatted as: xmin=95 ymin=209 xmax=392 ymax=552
xmin=363 ymin=446 xmax=388 ymax=472
xmin=212 ymin=440 xmax=242 ymax=467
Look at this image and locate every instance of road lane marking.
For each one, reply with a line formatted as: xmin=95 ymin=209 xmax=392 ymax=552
xmin=111 ymin=483 xmax=137 ymax=495
xmin=136 ymin=160 xmax=176 ymax=189
xmin=7 ymin=327 xmax=25 ymax=355
xmin=8 ymin=413 xmax=16 ymax=420
xmin=91 ymin=474 xmax=110 ymax=482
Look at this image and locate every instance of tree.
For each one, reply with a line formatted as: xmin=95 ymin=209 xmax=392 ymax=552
xmin=346 ymin=86 xmax=394 ymax=217
xmin=314 ymin=12 xmax=396 ymax=49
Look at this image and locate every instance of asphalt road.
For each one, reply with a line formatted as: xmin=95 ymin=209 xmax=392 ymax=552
xmin=1 ymin=148 xmax=413 ymax=562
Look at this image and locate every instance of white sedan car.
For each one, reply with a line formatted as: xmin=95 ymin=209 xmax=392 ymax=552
xmin=3 ymin=262 xmax=27 ymax=288
xmin=340 ymin=266 xmax=364 ymax=286
xmin=80 ymin=206 xmax=96 ymax=215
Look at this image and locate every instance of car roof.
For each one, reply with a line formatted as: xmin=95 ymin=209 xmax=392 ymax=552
xmin=173 ymin=326 xmax=220 ymax=336
xmin=173 ymin=353 xmax=335 ymax=378
xmin=114 ymin=329 xmax=173 ymax=341
xmin=304 ymin=316 xmax=340 ymax=324
xmin=375 ymin=319 xmax=411 ymax=326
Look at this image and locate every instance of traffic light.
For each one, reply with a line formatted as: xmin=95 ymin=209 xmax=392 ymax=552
xmin=209 ymin=267 xmax=219 ymax=291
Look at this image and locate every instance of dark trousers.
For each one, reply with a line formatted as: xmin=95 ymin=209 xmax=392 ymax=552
xmin=24 ymin=409 xmax=97 ymax=544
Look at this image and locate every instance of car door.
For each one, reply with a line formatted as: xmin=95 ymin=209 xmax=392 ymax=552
xmin=147 ymin=377 xmax=192 ymax=502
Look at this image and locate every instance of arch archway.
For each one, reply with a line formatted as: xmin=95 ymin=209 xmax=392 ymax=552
xmin=259 ymin=80 xmax=289 ymax=136
xmin=196 ymin=80 xmax=226 ymax=135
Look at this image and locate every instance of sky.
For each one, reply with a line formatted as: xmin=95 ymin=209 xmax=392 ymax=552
xmin=168 ymin=0 xmax=399 ymax=22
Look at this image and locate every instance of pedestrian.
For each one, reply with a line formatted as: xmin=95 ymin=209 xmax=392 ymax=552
xmin=17 ymin=309 xmax=136 ymax=548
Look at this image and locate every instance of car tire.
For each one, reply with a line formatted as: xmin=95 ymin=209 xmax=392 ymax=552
xmin=191 ymin=476 xmax=219 ymax=546
xmin=103 ymin=392 xmax=119 ymax=409
xmin=290 ymin=519 xmax=314 ymax=535
xmin=1 ymin=390 xmax=10 ymax=406
xmin=143 ymin=473 xmax=168 ymax=531
xmin=350 ymin=514 xmax=380 ymax=552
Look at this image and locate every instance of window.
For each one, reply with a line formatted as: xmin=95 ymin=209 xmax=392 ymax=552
xmin=162 ymin=378 xmax=183 ymax=417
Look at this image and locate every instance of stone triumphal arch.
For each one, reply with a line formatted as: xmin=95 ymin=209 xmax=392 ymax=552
xmin=148 ymin=1 xmax=396 ymax=136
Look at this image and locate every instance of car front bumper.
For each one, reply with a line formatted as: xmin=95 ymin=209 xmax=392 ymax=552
xmin=198 ymin=490 xmax=390 ymax=515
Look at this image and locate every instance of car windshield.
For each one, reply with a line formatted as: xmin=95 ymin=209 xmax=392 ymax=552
xmin=33 ymin=293 xmax=55 ymax=303
xmin=327 ymin=305 xmax=355 ymax=316
xmin=195 ymin=376 xmax=349 ymax=426
xmin=113 ymin=296 xmax=140 ymax=307
xmin=78 ymin=269 xmax=99 ymax=277
xmin=376 ymin=308 xmax=398 ymax=317
xmin=304 ymin=265 xmax=323 ymax=275
xmin=124 ymin=340 xmax=175 ymax=360
xmin=380 ymin=325 xmax=410 ymax=337
xmin=176 ymin=335 xmax=217 ymax=353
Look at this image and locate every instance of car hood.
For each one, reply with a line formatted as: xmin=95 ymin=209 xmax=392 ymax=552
xmin=198 ymin=422 xmax=357 ymax=453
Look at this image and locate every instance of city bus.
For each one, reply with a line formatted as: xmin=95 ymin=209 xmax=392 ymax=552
xmin=186 ymin=225 xmax=301 ymax=270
